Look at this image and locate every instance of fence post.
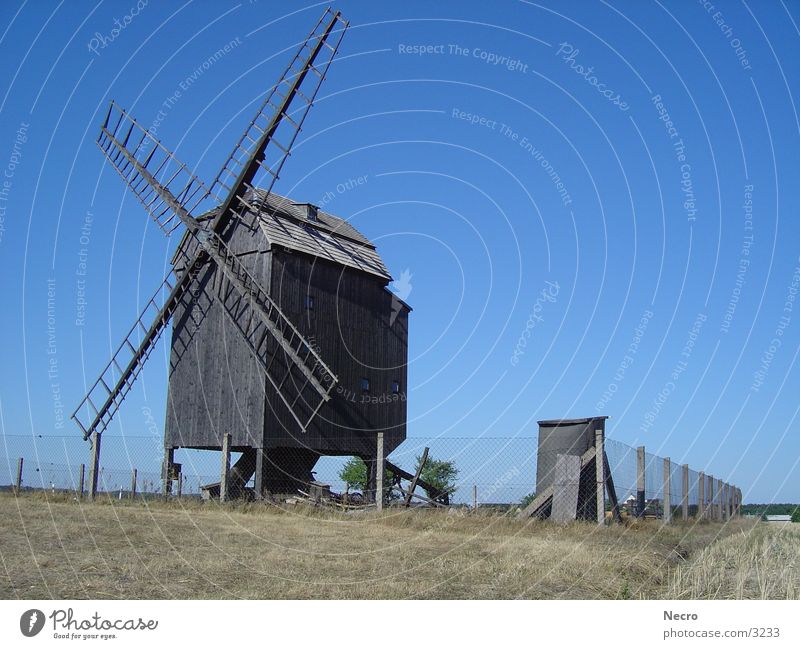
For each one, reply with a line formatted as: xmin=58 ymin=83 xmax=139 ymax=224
xmin=254 ymin=448 xmax=264 ymax=500
xmin=730 ymin=486 xmax=735 ymax=518
xmin=88 ymin=432 xmax=102 ymax=500
xmin=720 ymin=483 xmax=726 ymax=520
xmin=727 ymin=483 xmax=732 ymax=520
xmin=162 ymin=447 xmax=174 ymax=499
xmin=707 ymin=476 xmax=714 ymax=521
xmin=473 ymin=485 xmax=478 ymax=511
xmin=698 ymin=471 xmax=705 ymax=520
xmin=682 ymin=464 xmax=689 ymax=521
xmin=662 ymin=457 xmax=672 ymax=524
xmin=595 ymin=429 xmax=605 ymax=525
xmin=376 ymin=432 xmax=384 ymax=512
xmin=636 ymin=446 xmax=646 ymax=518
xmin=78 ymin=463 xmax=85 ymax=499
xmin=176 ymin=471 xmax=183 ymax=498
xmin=726 ymin=483 xmax=733 ymax=520
xmin=220 ymin=433 xmax=231 ymax=503
xmin=130 ymin=469 xmax=137 ymax=500
xmin=15 ymin=457 xmax=23 ymax=493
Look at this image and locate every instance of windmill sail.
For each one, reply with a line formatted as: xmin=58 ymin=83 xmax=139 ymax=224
xmin=97 ymin=101 xmax=215 ymax=234
xmin=73 ymin=8 xmax=347 ymax=441
xmin=208 ymin=7 xmax=347 ymax=222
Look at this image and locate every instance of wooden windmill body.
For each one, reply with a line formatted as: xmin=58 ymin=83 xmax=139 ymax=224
xmin=72 ymin=9 xmax=410 ymax=500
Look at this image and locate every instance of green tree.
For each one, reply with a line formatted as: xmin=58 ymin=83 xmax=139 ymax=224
xmin=519 ymin=492 xmax=536 ymax=509
xmin=340 ymin=456 xmax=368 ymax=492
xmin=339 ymin=457 xmax=396 ymax=499
xmin=416 ymin=455 xmax=459 ymax=502
xmin=791 ymin=509 xmax=800 ymax=523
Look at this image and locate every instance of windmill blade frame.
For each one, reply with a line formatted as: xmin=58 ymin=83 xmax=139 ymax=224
xmin=73 ymin=8 xmax=347 ymax=445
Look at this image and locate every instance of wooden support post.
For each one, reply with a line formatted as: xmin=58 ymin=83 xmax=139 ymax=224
xmin=162 ymin=447 xmax=174 ymax=499
xmin=473 ymin=484 xmax=478 ymax=511
xmin=636 ymin=445 xmax=646 ymax=518
xmin=682 ymin=464 xmax=689 ymax=521
xmin=130 ymin=469 xmax=137 ymax=500
xmin=404 ymin=447 xmax=429 ymax=508
xmin=176 ymin=471 xmax=182 ymax=498
xmin=662 ymin=457 xmax=672 ymax=524
xmin=15 ymin=457 xmax=23 ymax=493
xmin=88 ymin=432 xmax=102 ymax=500
xmin=603 ymin=451 xmax=623 ymax=524
xmin=698 ymin=471 xmax=705 ymax=520
xmin=595 ymin=429 xmax=605 ymax=525
xmin=78 ymin=463 xmax=85 ymax=499
xmin=254 ymin=448 xmax=264 ymax=500
xmin=220 ymin=433 xmax=231 ymax=503
xmin=376 ymin=432 xmax=384 ymax=512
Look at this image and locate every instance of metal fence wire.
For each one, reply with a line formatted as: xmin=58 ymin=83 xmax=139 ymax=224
xmin=1 ymin=432 xmax=736 ymax=518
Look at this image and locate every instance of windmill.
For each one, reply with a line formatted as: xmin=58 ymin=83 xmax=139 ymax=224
xmin=72 ymin=8 xmax=412 ymax=501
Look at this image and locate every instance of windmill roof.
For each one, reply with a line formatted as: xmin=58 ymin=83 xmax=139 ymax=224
xmin=252 ymin=192 xmax=392 ymax=281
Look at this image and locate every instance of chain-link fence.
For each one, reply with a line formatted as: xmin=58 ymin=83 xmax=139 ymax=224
xmin=0 ymin=432 xmax=738 ymax=518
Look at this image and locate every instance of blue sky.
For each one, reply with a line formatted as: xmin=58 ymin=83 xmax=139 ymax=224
xmin=0 ymin=0 xmax=798 ymax=503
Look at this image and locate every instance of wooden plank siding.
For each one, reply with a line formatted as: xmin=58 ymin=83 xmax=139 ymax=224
xmin=165 ymin=223 xmax=409 ymax=460
xmin=165 ymin=223 xmax=271 ymax=450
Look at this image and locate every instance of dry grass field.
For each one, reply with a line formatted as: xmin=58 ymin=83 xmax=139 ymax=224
xmin=0 ymin=492 xmax=795 ymax=599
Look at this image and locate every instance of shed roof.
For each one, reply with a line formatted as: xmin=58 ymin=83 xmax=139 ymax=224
xmin=252 ymin=191 xmax=391 ymax=281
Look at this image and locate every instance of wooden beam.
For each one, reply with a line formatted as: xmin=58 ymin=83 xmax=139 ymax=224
xmin=707 ymin=476 xmax=714 ymax=521
xmin=698 ymin=471 xmax=705 ymax=520
xmin=220 ymin=433 xmax=231 ymax=503
xmin=518 ymin=445 xmax=597 ymax=520
xmin=89 ymin=432 xmax=102 ymax=500
xmin=663 ymin=457 xmax=672 ymax=524
xmin=681 ymin=464 xmax=689 ymax=521
xmin=385 ymin=459 xmax=445 ymax=503
xmin=403 ymin=447 xmax=429 ymax=508
xmin=636 ymin=445 xmax=645 ymax=518
xmin=393 ymin=485 xmax=445 ymax=507
xmin=595 ymin=429 xmax=605 ymax=526
xmin=161 ymin=446 xmax=174 ymax=499
xmin=515 ymin=485 xmax=554 ymax=520
xmin=376 ymin=432 xmax=384 ymax=512
xmin=603 ymin=451 xmax=623 ymax=524
xmin=15 ymin=457 xmax=23 ymax=493
xmin=254 ymin=448 xmax=265 ymax=500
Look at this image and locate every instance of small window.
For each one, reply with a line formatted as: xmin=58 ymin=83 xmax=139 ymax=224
xmin=391 ymin=380 xmax=400 ymax=394
xmin=304 ymin=294 xmax=314 ymax=310
xmin=361 ymin=377 xmax=370 ymax=393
